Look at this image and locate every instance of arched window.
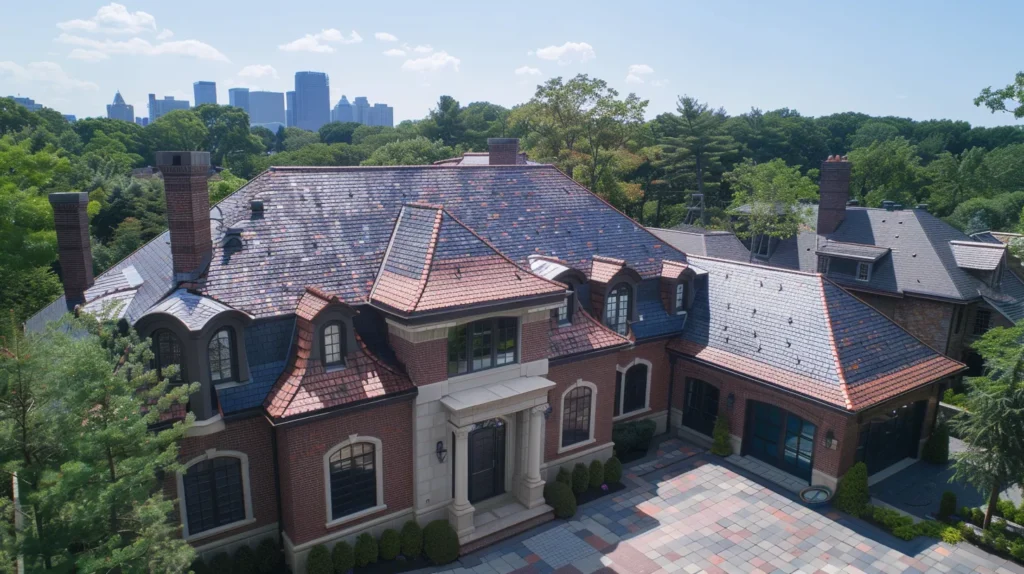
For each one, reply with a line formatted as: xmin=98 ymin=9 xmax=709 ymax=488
xmin=208 ymin=328 xmax=236 ymax=383
xmin=614 ymin=360 xmax=650 ymax=417
xmin=561 ymin=383 xmax=595 ymax=448
xmin=674 ymin=283 xmax=686 ymax=314
xmin=178 ymin=452 xmax=252 ymax=538
xmin=326 ymin=438 xmax=383 ymax=524
xmin=153 ymin=328 xmax=184 ymax=381
xmin=321 ymin=321 xmax=346 ymax=367
xmin=604 ymin=283 xmax=631 ymax=335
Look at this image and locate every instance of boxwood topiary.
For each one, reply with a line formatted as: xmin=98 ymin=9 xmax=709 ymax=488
xmin=255 ymin=538 xmax=281 ymax=573
xmin=306 ymin=545 xmax=332 ymax=574
xmin=400 ymin=520 xmax=423 ymax=558
xmin=634 ymin=420 xmax=657 ymax=451
xmin=922 ymin=422 xmax=950 ymax=464
xmin=354 ymin=532 xmax=378 ymax=567
xmin=190 ymin=558 xmax=211 ymax=574
xmin=379 ymin=529 xmax=401 ymax=561
xmin=604 ymin=456 xmax=623 ymax=485
xmin=332 ymin=540 xmax=354 ymax=573
xmin=232 ymin=545 xmax=257 ymax=574
xmin=833 ymin=462 xmax=870 ymax=517
xmin=711 ymin=415 xmax=732 ymax=456
xmin=556 ymin=466 xmax=572 ymax=486
xmin=209 ymin=552 xmax=232 ymax=574
xmin=422 ymin=520 xmax=460 ymax=565
xmin=588 ymin=459 xmax=605 ymax=490
xmin=938 ymin=491 xmax=957 ymax=521
xmin=612 ymin=424 xmax=637 ymax=456
xmin=544 ymin=480 xmax=577 ymax=519
xmin=571 ymin=463 xmax=590 ymax=495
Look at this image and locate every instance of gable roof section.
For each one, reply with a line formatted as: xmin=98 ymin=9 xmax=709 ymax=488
xmin=370 ymin=204 xmax=565 ymax=316
xmin=949 ymin=240 xmax=1005 ymax=271
xmin=671 ymin=256 xmax=963 ymax=411
xmin=648 ymin=227 xmax=750 ymax=262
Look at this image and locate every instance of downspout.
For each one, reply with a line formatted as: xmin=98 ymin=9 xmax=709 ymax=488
xmin=666 ymin=353 xmax=677 ymax=435
xmin=269 ymin=417 xmax=285 ymax=544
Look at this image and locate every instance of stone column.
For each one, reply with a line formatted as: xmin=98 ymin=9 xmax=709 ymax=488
xmin=522 ymin=404 xmax=548 ymax=509
xmin=448 ymin=424 xmax=475 ymax=537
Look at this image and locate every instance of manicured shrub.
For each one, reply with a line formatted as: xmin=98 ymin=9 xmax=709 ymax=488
xmin=400 ymin=520 xmax=423 ymax=558
xmin=233 ymin=545 xmax=257 ymax=574
xmin=604 ymin=456 xmax=623 ymax=485
xmin=939 ymin=491 xmax=957 ymax=521
xmin=354 ymin=532 xmax=378 ymax=567
xmin=833 ymin=462 xmax=870 ymax=517
xmin=422 ymin=520 xmax=460 ymax=565
xmin=611 ymin=424 xmax=637 ymax=456
xmin=379 ymin=529 xmax=401 ymax=561
xmin=571 ymin=463 xmax=590 ymax=495
xmin=922 ymin=422 xmax=950 ymax=464
xmin=589 ymin=459 xmax=605 ymax=490
xmin=556 ymin=467 xmax=572 ymax=486
xmin=255 ymin=538 xmax=281 ymax=573
xmin=972 ymin=508 xmax=985 ymax=526
xmin=210 ymin=552 xmax=232 ymax=573
xmin=332 ymin=541 xmax=354 ymax=573
xmin=306 ymin=545 xmax=333 ymax=574
xmin=544 ymin=480 xmax=577 ymax=519
xmin=997 ymin=499 xmax=1017 ymax=521
xmin=190 ymin=558 xmax=211 ymax=574
xmin=634 ymin=419 xmax=657 ymax=450
xmin=941 ymin=525 xmax=963 ymax=545
xmin=711 ymin=415 xmax=732 ymax=456
xmin=1012 ymin=539 xmax=1024 ymax=561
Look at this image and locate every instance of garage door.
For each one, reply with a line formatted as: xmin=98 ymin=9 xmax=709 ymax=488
xmin=855 ymin=401 xmax=926 ymax=475
xmin=744 ymin=401 xmax=816 ymax=482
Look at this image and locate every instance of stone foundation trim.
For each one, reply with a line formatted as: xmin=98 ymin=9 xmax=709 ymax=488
xmin=193 ymin=521 xmax=278 ymax=557
xmin=283 ymin=507 xmax=415 ymax=573
xmin=541 ymin=441 xmax=613 ymax=480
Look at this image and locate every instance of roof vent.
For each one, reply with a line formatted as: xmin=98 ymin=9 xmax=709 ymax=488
xmin=883 ymin=201 xmax=895 ymax=211
xmin=894 ymin=203 xmax=904 ymax=211
xmin=916 ymin=204 xmax=929 ymax=211
xmin=250 ymin=199 xmax=264 ymax=215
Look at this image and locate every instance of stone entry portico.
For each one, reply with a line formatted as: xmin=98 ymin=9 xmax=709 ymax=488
xmin=441 ymin=376 xmax=554 ymax=542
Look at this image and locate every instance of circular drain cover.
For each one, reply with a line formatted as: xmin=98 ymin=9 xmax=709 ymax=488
xmin=800 ymin=486 xmax=833 ymax=504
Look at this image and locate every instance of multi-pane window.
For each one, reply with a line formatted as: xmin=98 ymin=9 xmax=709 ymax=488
xmin=682 ymin=379 xmax=719 ymax=436
xmin=818 ymin=256 xmax=830 ymax=275
xmin=674 ymin=283 xmax=686 ymax=314
xmin=753 ymin=235 xmax=771 ymax=258
xmin=447 ymin=318 xmax=518 ymax=376
xmin=208 ymin=328 xmax=235 ymax=383
xmin=322 ymin=322 xmax=345 ymax=367
xmin=183 ymin=457 xmax=246 ymax=535
xmin=153 ymin=329 xmax=184 ymax=381
xmin=555 ymin=287 xmax=574 ymax=325
xmin=561 ymin=386 xmax=593 ymax=447
xmin=328 ymin=442 xmax=377 ymax=520
xmin=973 ymin=310 xmax=992 ymax=336
xmin=615 ymin=363 xmax=649 ymax=416
xmin=604 ymin=283 xmax=631 ymax=335
xmin=953 ymin=306 xmax=964 ymax=334
xmin=856 ymin=262 xmax=870 ymax=282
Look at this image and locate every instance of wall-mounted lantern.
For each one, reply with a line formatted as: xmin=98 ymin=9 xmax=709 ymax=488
xmin=435 ymin=440 xmax=448 ymax=463
xmin=544 ymin=404 xmax=553 ymax=419
xmin=727 ymin=393 xmax=735 ymax=410
xmin=825 ymin=430 xmax=838 ymax=450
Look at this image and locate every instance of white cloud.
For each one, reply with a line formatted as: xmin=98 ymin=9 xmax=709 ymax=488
xmin=375 ymin=32 xmax=398 ymax=42
xmin=156 ymin=29 xmax=173 ymax=40
xmin=57 ymin=33 xmax=230 ymax=62
xmin=515 ymin=65 xmax=541 ymax=76
xmin=535 ymin=41 xmax=595 ymax=64
xmin=383 ymin=48 xmax=406 ymax=57
xmin=57 ymin=3 xmax=156 ymax=35
xmin=0 ymin=60 xmax=98 ymax=91
xmin=625 ymin=63 xmax=654 ymax=84
xmin=67 ymin=48 xmax=109 ymax=62
xmin=401 ymin=51 xmax=460 ymax=72
xmin=412 ymin=44 xmax=433 ymax=54
xmin=279 ymin=29 xmax=362 ymax=53
xmin=238 ymin=64 xmax=278 ymax=79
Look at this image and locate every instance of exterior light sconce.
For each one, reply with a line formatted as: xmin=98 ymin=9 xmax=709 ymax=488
xmin=825 ymin=430 xmax=838 ymax=450
xmin=435 ymin=440 xmax=448 ymax=463
xmin=726 ymin=393 xmax=735 ymax=410
xmin=544 ymin=404 xmax=553 ymax=419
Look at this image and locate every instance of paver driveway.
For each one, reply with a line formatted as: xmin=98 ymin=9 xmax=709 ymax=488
xmin=423 ymin=439 xmax=1024 ymax=574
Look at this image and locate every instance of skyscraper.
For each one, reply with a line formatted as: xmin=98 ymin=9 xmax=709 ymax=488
xmin=331 ymin=95 xmax=353 ymax=123
xmin=228 ymin=88 xmax=250 ymax=114
xmin=286 ymin=91 xmax=295 ymax=127
xmin=148 ymin=94 xmax=190 ymax=122
xmin=249 ymin=91 xmax=286 ymax=127
xmin=193 ymin=81 xmax=217 ymax=106
xmin=106 ymin=91 xmax=134 ymax=122
xmin=293 ymin=71 xmax=330 ymax=131
xmin=352 ymin=97 xmax=370 ymax=125
xmin=369 ymin=103 xmax=394 ymax=128
xmin=10 ymin=96 xmax=42 ymax=112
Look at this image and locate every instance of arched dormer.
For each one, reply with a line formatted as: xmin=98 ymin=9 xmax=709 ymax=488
xmin=551 ymin=268 xmax=586 ymax=325
xmin=300 ymin=286 xmax=359 ymax=370
xmin=588 ymin=255 xmax=642 ymax=336
xmin=660 ymin=260 xmax=696 ymax=316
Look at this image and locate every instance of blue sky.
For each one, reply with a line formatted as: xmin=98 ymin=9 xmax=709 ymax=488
xmin=1 ymin=0 xmax=1022 ymax=127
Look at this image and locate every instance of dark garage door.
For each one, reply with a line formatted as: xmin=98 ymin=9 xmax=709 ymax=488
xmin=856 ymin=401 xmax=926 ymax=475
xmin=744 ymin=401 xmax=816 ymax=482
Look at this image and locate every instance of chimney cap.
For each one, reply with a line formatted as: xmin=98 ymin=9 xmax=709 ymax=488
xmin=155 ymin=151 xmax=211 ymax=167
xmin=487 ymin=138 xmax=519 ymax=146
xmin=48 ymin=192 xmax=90 ymax=205
xmin=824 ymin=155 xmax=849 ymax=163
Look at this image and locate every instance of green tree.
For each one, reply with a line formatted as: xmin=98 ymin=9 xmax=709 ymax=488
xmin=849 ymin=120 xmax=900 ymax=149
xmin=658 ymin=96 xmax=739 ymax=209
xmin=425 ymin=96 xmax=466 ymax=147
xmin=194 ymin=104 xmax=263 ymax=166
xmin=726 ymin=159 xmax=818 ymax=246
xmin=92 ymin=217 xmax=145 ymax=272
xmin=847 ymin=137 xmax=923 ymax=207
xmin=280 ymin=127 xmax=320 ymax=151
xmin=250 ymin=126 xmax=275 ymax=153
xmin=318 ymin=122 xmax=362 ymax=145
xmin=925 ymin=147 xmax=991 ymax=216
xmin=951 ymin=321 xmax=1024 ymax=528
xmin=975 ymin=72 xmax=1024 ymax=119
xmin=361 ymin=137 xmax=455 ymax=166
xmin=145 ymin=110 xmax=208 ymax=153
xmin=273 ymin=126 xmax=286 ymax=153
xmin=0 ymin=97 xmax=39 ymax=135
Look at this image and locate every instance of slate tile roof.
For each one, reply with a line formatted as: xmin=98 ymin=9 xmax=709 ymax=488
xmin=590 ymin=255 xmax=628 ymax=284
xmin=370 ymin=204 xmax=566 ymax=316
xmin=671 ymin=256 xmax=963 ymax=411
xmin=816 ymin=241 xmax=890 ymax=262
xmin=949 ymin=240 xmax=1006 ymax=271
xmin=649 ymin=228 xmax=751 ymax=262
xmin=633 ymin=279 xmax=687 ymax=339
xmin=217 ymin=315 xmax=294 ymax=414
xmin=264 ymin=288 xmax=414 ymax=420
xmin=140 ymin=289 xmax=245 ymax=331
xmin=549 ymin=307 xmax=630 ymax=359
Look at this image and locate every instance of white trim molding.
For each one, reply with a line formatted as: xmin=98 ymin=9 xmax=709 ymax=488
xmin=613 ymin=357 xmax=653 ymax=421
xmin=177 ymin=449 xmax=255 ymax=542
xmin=323 ymin=435 xmax=386 ymax=529
xmin=557 ymin=379 xmax=598 ymax=454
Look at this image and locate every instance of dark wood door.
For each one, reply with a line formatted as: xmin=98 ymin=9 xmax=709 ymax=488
xmin=468 ymin=421 xmax=506 ymax=503
xmin=856 ymin=401 xmax=926 ymax=474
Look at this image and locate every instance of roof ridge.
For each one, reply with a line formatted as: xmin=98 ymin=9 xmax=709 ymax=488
xmin=817 ymin=275 xmax=853 ymax=410
xmin=949 ymin=239 xmax=1006 ymax=249
xmin=409 ymin=208 xmax=445 ymax=313
xmin=266 ymin=164 xmax=552 ymax=172
xmin=820 ymin=239 xmax=890 ymax=250
xmin=687 ymin=254 xmax=823 ymax=278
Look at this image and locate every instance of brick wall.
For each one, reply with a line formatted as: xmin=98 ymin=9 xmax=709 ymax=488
xmin=390 ymin=336 xmax=447 ymax=386
xmin=615 ymin=340 xmax=671 ymax=421
xmin=520 ymin=320 xmax=549 ymax=363
xmin=167 ymin=415 xmax=278 ymax=547
xmin=276 ymin=398 xmax=415 ymax=546
xmin=48 ymin=193 xmax=94 ymax=305
xmin=849 ymin=291 xmax=898 ymax=319
xmin=892 ymin=296 xmax=955 ymax=355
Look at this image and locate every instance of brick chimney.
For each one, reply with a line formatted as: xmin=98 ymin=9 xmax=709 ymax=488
xmin=488 ymin=138 xmax=519 ymax=165
xmin=49 ymin=192 xmax=94 ymax=309
xmin=817 ymin=155 xmax=851 ymax=234
xmin=156 ymin=151 xmax=212 ymax=281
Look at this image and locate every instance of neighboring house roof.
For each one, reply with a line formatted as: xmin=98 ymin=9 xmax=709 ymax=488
xmin=949 ymin=240 xmax=1006 ymax=271
xmin=816 ymin=241 xmax=890 ymax=263
xmin=972 ymin=230 xmax=1023 ymax=246
xmin=264 ymin=288 xmax=414 ymax=420
xmin=671 ymin=256 xmax=963 ymax=411
xmin=433 ymin=152 xmax=538 ymax=166
xmin=648 ymin=227 xmax=751 ymax=262
xmin=549 ymin=307 xmax=631 ymax=360
xmin=369 ymin=204 xmax=565 ymax=316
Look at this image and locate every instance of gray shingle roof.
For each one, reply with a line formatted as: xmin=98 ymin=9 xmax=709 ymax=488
xmin=140 ymin=289 xmax=243 ymax=331
xmin=816 ymin=241 xmax=890 ymax=262
xmin=949 ymin=240 xmax=1006 ymax=271
xmin=648 ymin=228 xmax=750 ymax=262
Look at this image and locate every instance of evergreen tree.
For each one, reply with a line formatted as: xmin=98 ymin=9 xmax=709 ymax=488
xmin=658 ymin=96 xmax=739 ymax=212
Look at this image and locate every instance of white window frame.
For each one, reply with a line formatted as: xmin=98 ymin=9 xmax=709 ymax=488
xmin=176 ymin=449 xmax=255 ymax=542
xmin=674 ymin=283 xmax=686 ymax=315
xmin=613 ymin=358 xmax=653 ymax=421
xmin=323 ymin=435 xmax=386 ymax=529
xmin=856 ymin=261 xmax=871 ymax=282
xmin=558 ymin=380 xmax=598 ymax=454
xmin=753 ymin=234 xmax=771 ymax=259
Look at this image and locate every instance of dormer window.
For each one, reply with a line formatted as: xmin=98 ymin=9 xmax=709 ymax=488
xmin=752 ymin=234 xmax=771 ymax=259
xmin=674 ymin=283 xmax=686 ymax=315
xmin=818 ymin=256 xmax=830 ymax=275
xmin=555 ymin=285 xmax=574 ymax=325
xmin=605 ymin=283 xmax=631 ymax=336
xmin=322 ymin=321 xmax=346 ymax=368
xmin=153 ymin=328 xmax=184 ymax=382
xmin=856 ymin=262 xmax=870 ymax=282
xmin=208 ymin=328 xmax=237 ymax=383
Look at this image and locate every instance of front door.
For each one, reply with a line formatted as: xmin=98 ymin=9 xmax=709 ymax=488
xmin=468 ymin=419 xmax=506 ymax=503
xmin=744 ymin=401 xmax=816 ymax=482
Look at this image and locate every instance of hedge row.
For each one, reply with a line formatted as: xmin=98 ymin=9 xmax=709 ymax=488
xmin=191 ymin=538 xmax=282 ymax=574
xmin=546 ymin=456 xmax=623 ymax=519
xmin=306 ymin=519 xmax=458 ymax=574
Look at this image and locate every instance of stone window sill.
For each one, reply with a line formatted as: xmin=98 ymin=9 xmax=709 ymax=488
xmin=558 ymin=437 xmax=596 ymax=455
xmin=325 ymin=504 xmax=387 ymax=530
xmin=613 ymin=407 xmax=651 ymax=422
xmin=184 ymin=516 xmax=256 ymax=543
